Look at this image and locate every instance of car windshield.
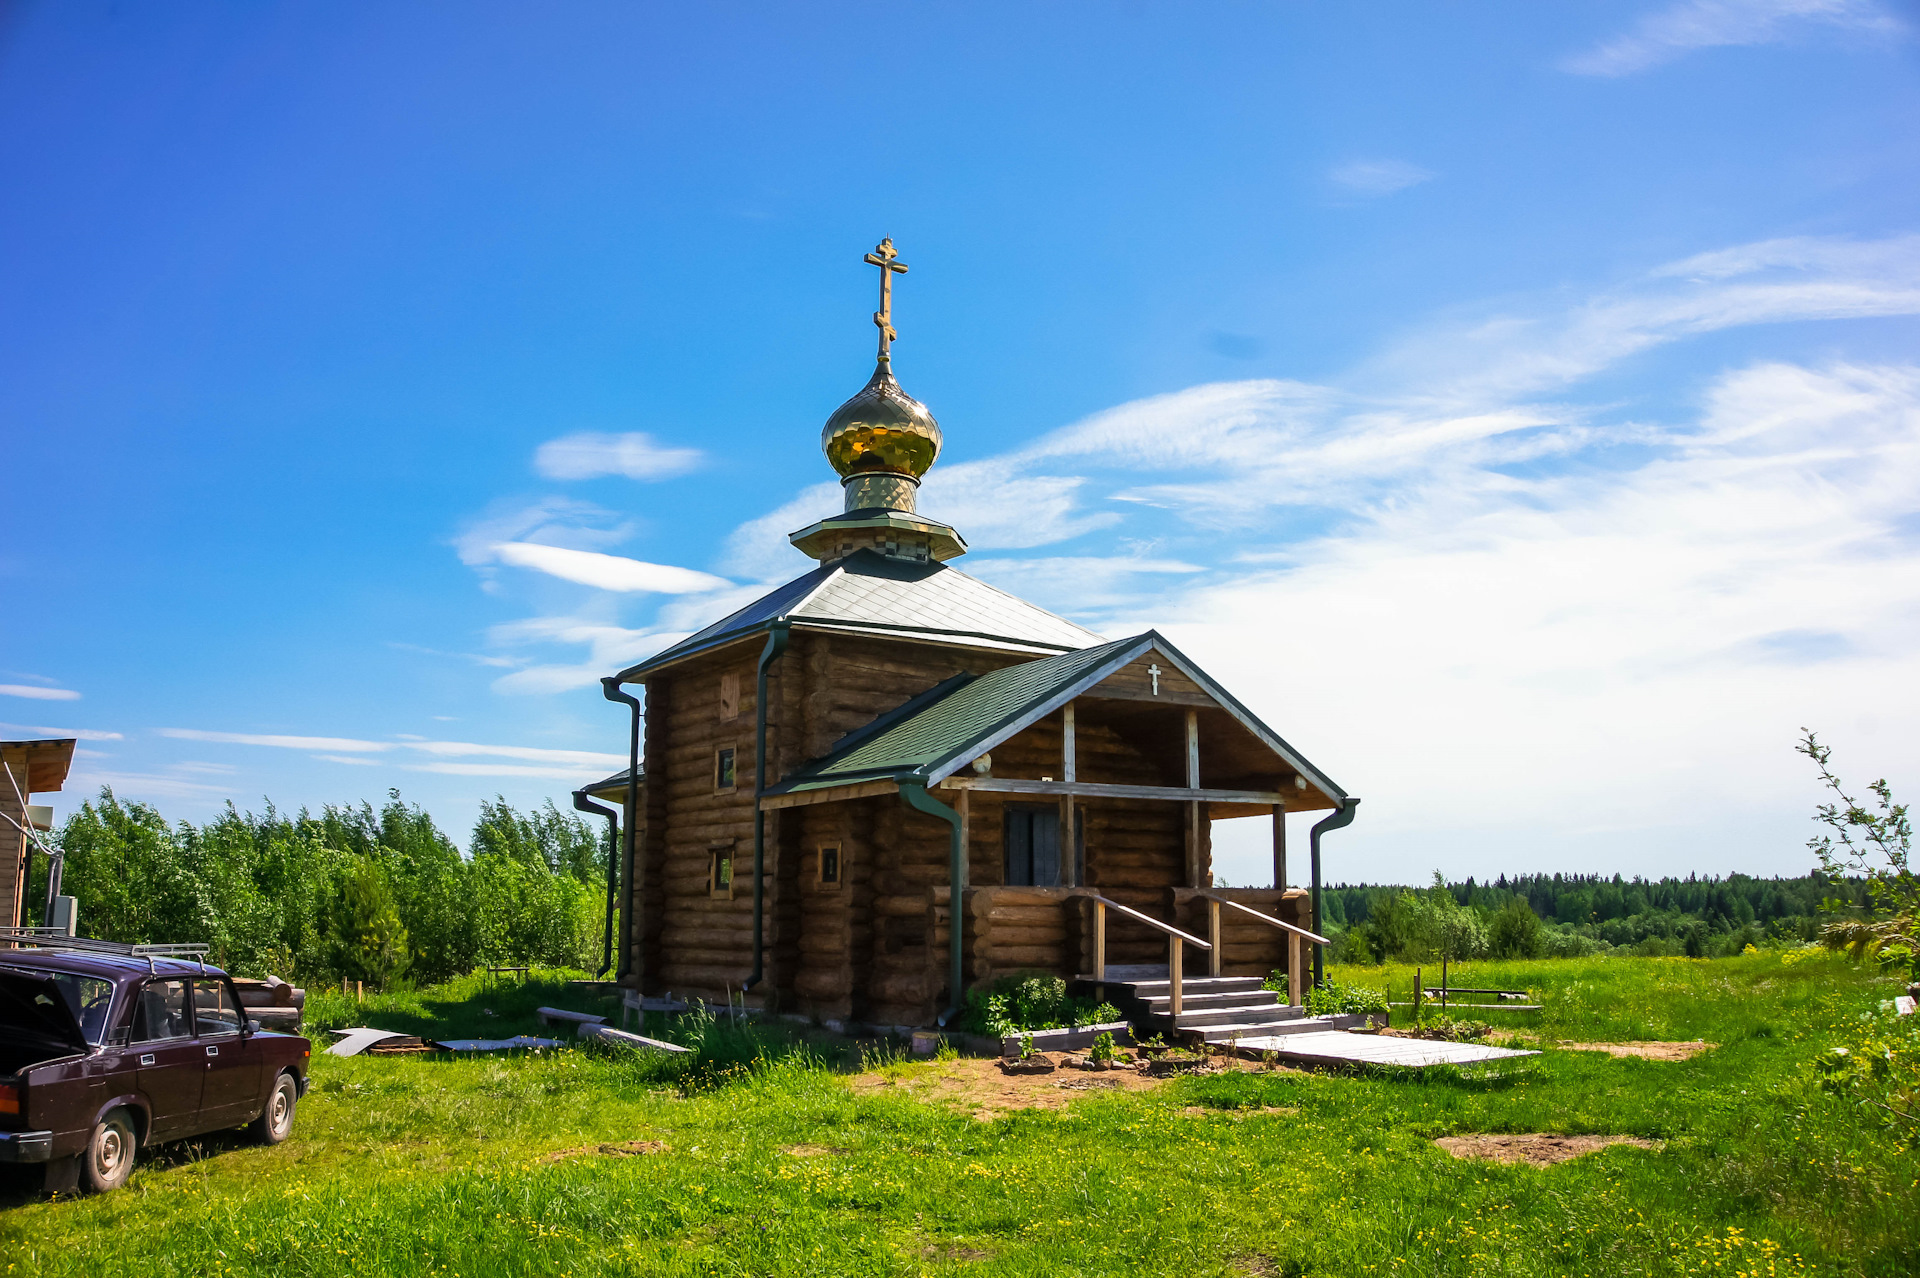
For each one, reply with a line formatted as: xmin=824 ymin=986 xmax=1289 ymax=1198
xmin=49 ymin=973 xmax=116 ymax=1045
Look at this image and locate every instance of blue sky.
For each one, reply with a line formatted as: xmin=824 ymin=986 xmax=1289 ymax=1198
xmin=3 ymin=1 xmax=1916 ymax=886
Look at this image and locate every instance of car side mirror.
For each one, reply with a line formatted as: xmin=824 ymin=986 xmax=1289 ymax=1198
xmin=246 ymin=1018 xmax=261 ymax=1035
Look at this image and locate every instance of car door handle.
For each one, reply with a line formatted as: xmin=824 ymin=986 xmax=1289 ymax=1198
xmin=205 ymin=1045 xmax=219 ymax=1057
xmin=139 ymin=1053 xmax=155 ymax=1066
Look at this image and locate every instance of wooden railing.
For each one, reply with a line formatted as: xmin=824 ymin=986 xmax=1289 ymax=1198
xmin=1193 ymin=891 xmax=1328 ymax=1009
xmin=1085 ymin=893 xmax=1211 ymax=1015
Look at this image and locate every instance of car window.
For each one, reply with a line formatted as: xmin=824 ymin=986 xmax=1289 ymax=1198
xmin=131 ymin=980 xmax=192 ymax=1042
xmin=48 ymin=974 xmax=116 ymax=1045
xmin=193 ymin=980 xmax=243 ymax=1037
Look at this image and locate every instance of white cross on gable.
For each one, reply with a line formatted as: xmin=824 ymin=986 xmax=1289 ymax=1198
xmin=1147 ymin=663 xmax=1161 ymax=695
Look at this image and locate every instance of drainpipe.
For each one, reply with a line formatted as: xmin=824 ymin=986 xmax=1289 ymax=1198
xmin=601 ymin=677 xmax=643 ymax=983
xmin=743 ymin=620 xmax=791 ymax=994
xmin=573 ymin=789 xmax=620 ymax=978
xmin=1309 ymin=797 xmax=1360 ymax=989
xmin=899 ymin=780 xmax=965 ymax=1026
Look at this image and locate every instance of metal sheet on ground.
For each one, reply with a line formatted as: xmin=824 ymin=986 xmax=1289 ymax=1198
xmin=1239 ymin=1031 xmax=1540 ymax=1069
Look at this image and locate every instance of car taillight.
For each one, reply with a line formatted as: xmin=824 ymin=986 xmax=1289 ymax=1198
xmin=0 ymin=1083 xmax=18 ymax=1115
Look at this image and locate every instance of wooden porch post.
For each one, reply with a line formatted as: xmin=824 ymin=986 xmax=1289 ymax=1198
xmin=1169 ymin=933 xmax=1184 ymax=1017
xmin=1061 ymin=702 xmax=1076 ymax=887
xmin=1208 ymin=897 xmax=1222 ymax=978
xmin=1093 ymin=899 xmax=1106 ymax=980
xmin=1272 ymin=803 xmax=1286 ymax=889
xmin=1185 ymin=709 xmax=1202 ymax=888
xmin=1287 ymin=930 xmax=1302 ymax=1008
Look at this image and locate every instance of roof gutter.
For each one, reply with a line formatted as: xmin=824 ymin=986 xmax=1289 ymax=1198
xmin=898 ymin=779 xmax=966 ymax=1027
xmin=600 ymin=677 xmax=643 ymax=984
xmin=743 ymin=619 xmax=791 ymax=994
xmin=572 ymin=788 xmax=620 ymax=978
xmin=1308 ymin=797 xmax=1360 ymax=988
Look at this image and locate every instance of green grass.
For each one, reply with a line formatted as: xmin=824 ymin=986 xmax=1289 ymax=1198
xmin=3 ymin=953 xmax=1914 ymax=1276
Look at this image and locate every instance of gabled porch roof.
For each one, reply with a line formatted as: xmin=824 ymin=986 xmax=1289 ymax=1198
xmin=761 ymin=631 xmax=1345 ymax=813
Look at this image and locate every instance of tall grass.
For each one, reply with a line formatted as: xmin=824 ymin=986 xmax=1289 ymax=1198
xmin=2 ymin=952 xmax=1913 ymax=1276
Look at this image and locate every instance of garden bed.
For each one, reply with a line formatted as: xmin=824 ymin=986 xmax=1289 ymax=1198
xmin=999 ymin=1021 xmax=1134 ymax=1058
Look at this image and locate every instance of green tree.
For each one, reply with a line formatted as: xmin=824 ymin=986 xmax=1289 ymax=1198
xmin=333 ymin=858 xmax=410 ymax=988
xmin=1800 ymin=731 xmax=1915 ymax=976
xmin=1489 ymin=896 xmax=1545 ymax=959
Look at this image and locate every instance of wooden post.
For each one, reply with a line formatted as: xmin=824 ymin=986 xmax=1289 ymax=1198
xmin=1287 ymin=930 xmax=1302 ymax=1008
xmin=1093 ymin=899 xmax=1106 ymax=980
xmin=1169 ymin=934 xmax=1183 ymax=1017
xmin=356 ymin=981 xmax=363 ymax=1005
xmin=1413 ymin=966 xmax=1422 ymax=1021
xmin=1441 ymin=954 xmax=1448 ymax=1011
xmin=1208 ymin=898 xmax=1222 ymax=977
xmin=1061 ymin=702 xmax=1076 ymax=886
xmin=1186 ymin=710 xmax=1202 ymax=888
xmin=1271 ymin=803 xmax=1286 ymax=888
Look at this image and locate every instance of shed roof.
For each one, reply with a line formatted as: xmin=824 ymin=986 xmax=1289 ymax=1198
xmin=616 ymin=550 xmax=1103 ymax=681
xmin=0 ymin=738 xmax=76 ymax=794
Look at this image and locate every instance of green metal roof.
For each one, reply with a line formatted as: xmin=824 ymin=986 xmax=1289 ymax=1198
xmin=762 ymin=628 xmax=1350 ymax=805
xmin=767 ymin=635 xmax=1148 ymax=794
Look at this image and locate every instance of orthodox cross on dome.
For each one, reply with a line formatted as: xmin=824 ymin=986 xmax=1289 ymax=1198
xmin=1148 ymin=663 xmax=1162 ymax=695
xmin=863 ymin=238 xmax=909 ymax=362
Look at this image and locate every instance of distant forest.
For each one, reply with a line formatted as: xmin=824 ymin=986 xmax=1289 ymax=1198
xmin=1320 ymin=871 xmax=1869 ymax=963
xmin=25 ymin=789 xmax=610 ymax=988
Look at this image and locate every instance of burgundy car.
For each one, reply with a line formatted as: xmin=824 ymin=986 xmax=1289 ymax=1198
xmin=0 ymin=945 xmax=311 ymax=1194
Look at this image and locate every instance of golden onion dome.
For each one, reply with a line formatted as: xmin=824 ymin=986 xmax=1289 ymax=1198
xmin=821 ymin=360 xmax=942 ymax=479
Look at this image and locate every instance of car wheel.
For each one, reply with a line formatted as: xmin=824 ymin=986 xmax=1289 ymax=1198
xmin=79 ymin=1109 xmax=136 ymax=1194
xmin=249 ymin=1072 xmax=298 ymax=1145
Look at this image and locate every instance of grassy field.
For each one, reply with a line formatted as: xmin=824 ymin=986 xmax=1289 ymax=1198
xmin=2 ymin=952 xmax=1914 ymax=1277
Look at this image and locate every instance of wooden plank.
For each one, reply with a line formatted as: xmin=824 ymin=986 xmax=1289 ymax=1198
xmin=938 ymin=778 xmax=1286 ymax=804
xmin=761 ymin=780 xmax=899 ymax=810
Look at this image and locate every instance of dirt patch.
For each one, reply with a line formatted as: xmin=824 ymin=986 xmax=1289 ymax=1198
xmin=538 ymin=1138 xmax=667 ymax=1163
xmin=922 ymin=1243 xmax=994 ymax=1262
xmin=1229 ymin=1254 xmax=1282 ymax=1277
xmin=1434 ymin=1133 xmax=1661 ymax=1165
xmin=1558 ymin=1040 xmax=1715 ymax=1061
xmin=851 ymin=1053 xmax=1168 ymax=1119
xmin=781 ymin=1143 xmax=847 ymax=1157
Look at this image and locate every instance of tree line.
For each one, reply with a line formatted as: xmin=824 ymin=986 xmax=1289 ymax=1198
xmin=1322 ymin=870 xmax=1870 ymax=964
xmin=27 ymin=788 xmax=611 ymax=988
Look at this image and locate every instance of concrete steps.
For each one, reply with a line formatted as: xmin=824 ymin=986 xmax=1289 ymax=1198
xmin=1078 ymin=971 xmax=1354 ymax=1044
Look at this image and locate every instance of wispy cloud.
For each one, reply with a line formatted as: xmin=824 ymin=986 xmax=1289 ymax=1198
xmin=534 ymin=431 xmax=704 ymax=481
xmin=0 ymin=722 xmax=123 ymax=741
xmin=485 ymin=615 xmax=688 ymax=694
xmin=158 ymin=728 xmax=624 ymax=769
xmin=1328 ymin=158 xmax=1434 ymax=197
xmin=492 ymin=542 xmax=731 ymax=595
xmin=0 ymin=684 xmax=80 ymax=701
xmin=1561 ymin=0 xmax=1903 ymax=77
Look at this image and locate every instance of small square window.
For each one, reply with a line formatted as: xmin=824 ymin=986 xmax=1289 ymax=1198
xmin=816 ymin=844 xmax=842 ymax=889
xmin=714 ymin=746 xmax=737 ymax=792
xmin=709 ymin=851 xmax=734 ymax=899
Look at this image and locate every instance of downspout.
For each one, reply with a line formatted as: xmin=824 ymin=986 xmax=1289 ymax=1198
xmin=1309 ymin=797 xmax=1360 ymax=989
xmin=601 ymin=677 xmax=643 ymax=983
xmin=573 ymin=789 xmax=620 ymax=978
xmin=899 ymin=779 xmax=965 ymax=1026
xmin=743 ymin=620 xmax=791 ymax=994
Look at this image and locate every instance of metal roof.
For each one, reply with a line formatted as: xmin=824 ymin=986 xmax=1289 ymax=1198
xmin=617 ymin=549 xmax=1104 ymax=680
xmin=764 ymin=631 xmax=1346 ymax=803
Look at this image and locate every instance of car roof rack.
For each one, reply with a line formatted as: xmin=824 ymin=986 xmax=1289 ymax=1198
xmin=0 ymin=927 xmax=211 ymax=973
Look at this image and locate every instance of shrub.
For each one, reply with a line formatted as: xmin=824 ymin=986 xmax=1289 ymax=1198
xmin=1305 ymin=980 xmax=1389 ymax=1017
xmin=1489 ymin=897 xmax=1545 ymax=959
xmin=954 ymin=975 xmax=1119 ymax=1037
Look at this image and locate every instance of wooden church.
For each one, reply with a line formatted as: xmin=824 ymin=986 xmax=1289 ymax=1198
xmin=590 ymin=241 xmax=1358 ymax=1030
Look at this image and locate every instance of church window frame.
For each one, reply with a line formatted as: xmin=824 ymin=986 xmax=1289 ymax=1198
xmin=815 ymin=843 xmax=843 ymax=890
xmin=708 ymin=843 xmax=736 ymax=900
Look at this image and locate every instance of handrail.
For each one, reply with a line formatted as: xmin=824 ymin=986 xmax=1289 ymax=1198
xmin=1195 ymin=891 xmax=1330 ymax=945
xmin=1081 ymin=894 xmax=1210 ymax=950
xmin=1082 ymin=895 xmax=1209 ymax=1017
